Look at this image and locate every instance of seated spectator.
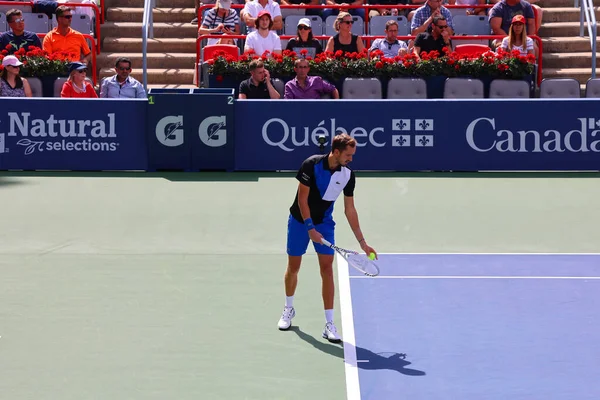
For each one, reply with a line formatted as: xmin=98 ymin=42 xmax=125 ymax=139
xmin=286 ymin=18 xmax=323 ymax=59
xmin=0 ymin=55 xmax=32 ymax=97
xmin=499 ymin=15 xmax=535 ymax=57
xmin=413 ymin=15 xmax=452 ymax=59
xmin=369 ymin=20 xmax=408 ymax=57
xmin=61 ymin=62 xmax=98 ymax=98
xmin=410 ymin=0 xmax=454 ymax=35
xmin=99 ymin=57 xmax=147 ymax=99
xmin=284 ymin=58 xmax=339 ymax=99
xmin=322 ymin=0 xmax=366 ymax=21
xmin=325 ymin=12 xmax=365 ymax=54
xmin=0 ymin=9 xmax=43 ymax=54
xmin=448 ymin=0 xmax=486 ymax=15
xmin=489 ymin=0 xmax=535 ymax=49
xmin=197 ymin=0 xmax=240 ymax=46
xmin=244 ymin=11 xmax=282 ymax=57
xmin=43 ymin=6 xmax=92 ymax=63
xmin=280 ymin=0 xmax=321 ymax=17
xmin=489 ymin=0 xmax=542 ymax=32
xmin=368 ymin=0 xmax=410 ymax=19
xmin=241 ymin=0 xmax=283 ymax=32
xmin=238 ymin=59 xmax=280 ymax=99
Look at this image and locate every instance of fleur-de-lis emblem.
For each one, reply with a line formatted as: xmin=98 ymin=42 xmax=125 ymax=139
xmin=596 ymin=119 xmax=600 ymax=128
xmin=395 ymin=136 xmax=407 ymax=146
xmin=395 ymin=120 xmax=407 ymax=130
xmin=418 ymin=136 xmax=430 ymax=146
xmin=419 ymin=120 xmax=430 ymax=130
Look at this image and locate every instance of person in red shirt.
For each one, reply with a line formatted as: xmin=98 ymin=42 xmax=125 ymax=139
xmin=60 ymin=62 xmax=97 ymax=98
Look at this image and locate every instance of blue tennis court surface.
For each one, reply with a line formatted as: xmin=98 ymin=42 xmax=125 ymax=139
xmin=337 ymin=254 xmax=600 ymax=400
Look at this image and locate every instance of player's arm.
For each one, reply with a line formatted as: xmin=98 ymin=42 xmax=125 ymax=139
xmin=297 ymin=182 xmax=323 ymax=243
xmin=343 ymin=195 xmax=376 ymax=258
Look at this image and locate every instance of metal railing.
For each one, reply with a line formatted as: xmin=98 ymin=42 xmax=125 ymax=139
xmin=578 ymin=0 xmax=597 ymax=77
xmin=142 ymin=0 xmax=156 ymax=92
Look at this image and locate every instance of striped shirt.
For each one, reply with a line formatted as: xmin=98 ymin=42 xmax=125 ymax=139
xmin=202 ymin=8 xmax=239 ymax=45
xmin=410 ymin=5 xmax=454 ymax=32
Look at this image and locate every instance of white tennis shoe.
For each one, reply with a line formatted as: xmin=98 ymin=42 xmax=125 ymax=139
xmin=322 ymin=322 xmax=342 ymax=343
xmin=277 ymin=306 xmax=295 ymax=330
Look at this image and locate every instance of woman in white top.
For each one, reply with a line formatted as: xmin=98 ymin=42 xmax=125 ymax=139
xmin=500 ymin=14 xmax=535 ymax=58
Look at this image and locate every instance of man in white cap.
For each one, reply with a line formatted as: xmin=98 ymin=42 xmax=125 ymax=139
xmin=244 ymin=10 xmax=282 ymax=57
xmin=197 ymin=0 xmax=240 ymax=46
xmin=284 ymin=18 xmax=323 ymax=59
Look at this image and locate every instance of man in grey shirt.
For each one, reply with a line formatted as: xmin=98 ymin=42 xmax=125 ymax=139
xmin=100 ymin=57 xmax=146 ymax=99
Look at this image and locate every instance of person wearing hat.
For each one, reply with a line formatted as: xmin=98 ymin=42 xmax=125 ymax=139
xmin=285 ymin=18 xmax=323 ymax=59
xmin=60 ymin=62 xmax=98 ymax=98
xmin=0 ymin=55 xmax=32 ymax=97
xmin=498 ymin=15 xmax=535 ymax=57
xmin=197 ymin=0 xmax=240 ymax=46
xmin=241 ymin=0 xmax=282 ymax=32
xmin=244 ymin=10 xmax=282 ymax=57
xmin=489 ymin=0 xmax=535 ymax=49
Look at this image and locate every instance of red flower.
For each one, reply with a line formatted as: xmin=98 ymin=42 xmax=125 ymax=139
xmin=375 ymin=61 xmax=383 ymax=69
xmin=300 ymin=49 xmax=308 ymax=56
xmin=5 ymin=44 xmax=12 ymax=51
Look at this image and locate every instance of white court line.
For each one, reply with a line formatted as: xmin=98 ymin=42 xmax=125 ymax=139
xmin=377 ymin=252 xmax=600 ymax=255
xmin=337 ymin=253 xmax=361 ymax=400
xmin=351 ymin=275 xmax=600 ymax=280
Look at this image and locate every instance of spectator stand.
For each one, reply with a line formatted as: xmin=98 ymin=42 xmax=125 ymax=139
xmin=196 ymin=4 xmax=543 ymax=88
xmin=0 ymin=1 xmax=102 ymax=54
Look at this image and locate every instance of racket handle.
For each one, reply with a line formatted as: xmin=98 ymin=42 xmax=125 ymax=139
xmin=321 ymin=238 xmax=333 ymax=247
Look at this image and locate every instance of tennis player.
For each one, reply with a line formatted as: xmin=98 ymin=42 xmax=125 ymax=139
xmin=278 ymin=133 xmax=377 ymax=342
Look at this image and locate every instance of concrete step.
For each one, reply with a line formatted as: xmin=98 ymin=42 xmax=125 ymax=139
xmin=539 ymin=0 xmax=600 ymax=7
xmin=542 ymin=51 xmax=600 ymax=68
xmin=101 ymin=21 xmax=197 ymax=38
xmin=105 ymin=0 xmax=191 ymax=8
xmin=539 ymin=22 xmax=594 ymax=36
xmin=543 ymin=67 xmax=595 ymax=84
xmin=103 ymin=37 xmax=197 ymax=53
xmin=542 ymin=6 xmax=600 ymax=22
xmin=99 ymin=67 xmax=195 ymax=85
xmin=542 ymin=36 xmax=600 ymax=52
xmin=98 ymin=52 xmax=197 ymax=69
xmin=106 ymin=7 xmax=196 ymax=23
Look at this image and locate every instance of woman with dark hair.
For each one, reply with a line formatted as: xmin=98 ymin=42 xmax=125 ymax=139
xmin=0 ymin=55 xmax=32 ymax=97
xmin=285 ymin=18 xmax=323 ymax=59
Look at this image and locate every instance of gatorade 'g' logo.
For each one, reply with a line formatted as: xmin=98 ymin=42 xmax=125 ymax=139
xmin=199 ymin=116 xmax=227 ymax=147
xmin=156 ymin=115 xmax=184 ymax=147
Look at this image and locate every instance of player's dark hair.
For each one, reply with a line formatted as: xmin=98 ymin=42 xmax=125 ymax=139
xmin=331 ymin=133 xmax=356 ymax=153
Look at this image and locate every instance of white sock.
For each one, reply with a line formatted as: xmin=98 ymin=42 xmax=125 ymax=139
xmin=285 ymin=296 xmax=294 ymax=308
xmin=325 ymin=309 xmax=334 ymax=323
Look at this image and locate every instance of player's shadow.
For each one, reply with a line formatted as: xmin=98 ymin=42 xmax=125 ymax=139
xmin=289 ymin=326 xmax=426 ymax=377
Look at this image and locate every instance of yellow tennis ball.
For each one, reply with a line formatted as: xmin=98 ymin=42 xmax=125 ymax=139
xmin=369 ymin=253 xmax=376 ymax=260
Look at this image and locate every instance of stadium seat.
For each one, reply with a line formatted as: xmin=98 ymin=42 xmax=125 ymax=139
xmin=70 ymin=14 xmax=93 ymax=36
xmin=489 ymin=79 xmax=531 ymax=98
xmin=539 ymin=78 xmax=580 ymax=98
xmin=281 ymin=7 xmax=306 ymax=19
xmin=284 ymin=15 xmax=323 ymax=35
xmin=454 ymin=43 xmax=490 ymax=57
xmin=325 ymin=15 xmax=364 ymax=36
xmin=443 ymin=77 xmax=484 ymax=98
xmin=22 ymin=13 xmax=49 ymax=33
xmin=202 ymin=44 xmax=240 ymax=62
xmin=386 ymin=78 xmax=427 ymax=99
xmin=0 ymin=12 xmax=6 ymax=33
xmin=449 ymin=7 xmax=468 ymax=17
xmin=452 ymin=15 xmax=491 ymax=35
xmin=272 ymin=78 xmax=285 ymax=98
xmin=0 ymin=4 xmax=32 ymax=14
xmin=27 ymin=77 xmax=43 ymax=97
xmin=342 ymin=78 xmax=382 ymax=99
xmin=585 ymin=78 xmax=600 ymax=98
xmin=368 ymin=15 xmax=409 ymax=36
xmin=53 ymin=77 xmax=68 ymax=97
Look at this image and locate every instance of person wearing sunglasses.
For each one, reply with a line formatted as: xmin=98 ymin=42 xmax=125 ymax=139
xmin=285 ymin=18 xmax=323 ymax=59
xmin=412 ymin=15 xmax=453 ymax=60
xmin=43 ymin=6 xmax=92 ymax=64
xmin=0 ymin=55 xmax=33 ymax=97
xmin=325 ymin=12 xmax=365 ymax=54
xmin=0 ymin=9 xmax=42 ymax=55
xmin=99 ymin=57 xmax=146 ymax=99
xmin=60 ymin=62 xmax=98 ymax=98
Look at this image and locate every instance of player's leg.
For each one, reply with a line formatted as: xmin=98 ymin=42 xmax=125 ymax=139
xmin=278 ymin=215 xmax=310 ymax=331
xmin=313 ymin=220 xmax=341 ymax=343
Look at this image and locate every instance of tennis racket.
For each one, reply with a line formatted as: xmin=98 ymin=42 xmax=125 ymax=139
xmin=321 ymin=239 xmax=380 ymax=277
